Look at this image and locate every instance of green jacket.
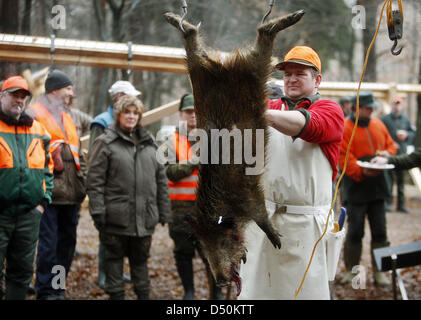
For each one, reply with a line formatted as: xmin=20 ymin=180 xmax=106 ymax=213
xmin=388 ymin=147 xmax=421 ymax=170
xmin=87 ymin=125 xmax=172 ymax=237
xmin=0 ymin=109 xmax=53 ymax=215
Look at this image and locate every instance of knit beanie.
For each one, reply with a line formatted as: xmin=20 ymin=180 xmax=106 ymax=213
xmin=45 ymin=70 xmax=73 ymax=93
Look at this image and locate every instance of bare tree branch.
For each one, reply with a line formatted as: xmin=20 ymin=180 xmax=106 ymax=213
xmin=93 ymin=0 xmax=107 ymax=41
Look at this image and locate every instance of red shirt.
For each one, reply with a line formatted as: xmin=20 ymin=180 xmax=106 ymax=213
xmin=268 ymin=98 xmax=344 ymax=180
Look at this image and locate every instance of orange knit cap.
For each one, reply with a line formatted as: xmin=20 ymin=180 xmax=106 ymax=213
xmin=276 ymin=46 xmax=321 ymax=73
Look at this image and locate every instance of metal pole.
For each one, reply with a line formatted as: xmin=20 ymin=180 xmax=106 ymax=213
xmin=391 ymin=253 xmax=398 ymax=300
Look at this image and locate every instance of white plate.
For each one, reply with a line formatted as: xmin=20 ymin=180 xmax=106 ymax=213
xmin=357 ymin=160 xmax=395 ymax=170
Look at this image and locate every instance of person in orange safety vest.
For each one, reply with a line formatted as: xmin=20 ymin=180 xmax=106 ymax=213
xmin=162 ymin=93 xmax=222 ymax=300
xmin=28 ymin=70 xmax=87 ymax=300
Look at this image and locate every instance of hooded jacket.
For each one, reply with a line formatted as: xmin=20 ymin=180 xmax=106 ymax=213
xmin=0 ymin=106 xmax=53 ymax=215
xmin=87 ymin=125 xmax=172 ymax=237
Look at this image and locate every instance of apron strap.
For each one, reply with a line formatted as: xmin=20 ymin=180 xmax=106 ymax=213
xmin=265 ymin=200 xmax=331 ymax=216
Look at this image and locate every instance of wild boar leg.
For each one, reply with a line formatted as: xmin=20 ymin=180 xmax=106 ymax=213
xmin=257 ymin=9 xmax=305 ymax=45
xmin=163 ymin=12 xmax=208 ymax=65
xmin=251 ymin=10 xmax=305 ymax=68
xmin=254 ymin=214 xmax=282 ymax=249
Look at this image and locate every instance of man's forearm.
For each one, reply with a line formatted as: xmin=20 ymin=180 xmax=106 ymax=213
xmin=265 ymin=109 xmax=306 ymax=137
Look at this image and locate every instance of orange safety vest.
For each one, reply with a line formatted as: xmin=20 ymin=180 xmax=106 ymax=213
xmin=29 ymin=102 xmax=81 ymax=170
xmin=168 ymin=132 xmax=198 ymax=201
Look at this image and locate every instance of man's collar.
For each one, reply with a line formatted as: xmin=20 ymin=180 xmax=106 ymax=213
xmin=350 ymin=113 xmax=371 ymax=127
xmin=281 ymin=93 xmax=320 ymax=110
xmin=0 ymin=104 xmax=33 ymax=127
xmin=391 ymin=111 xmax=401 ymax=119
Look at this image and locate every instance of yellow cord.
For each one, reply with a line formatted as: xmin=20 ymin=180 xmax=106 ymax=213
xmin=293 ymin=0 xmax=400 ymax=300
xmin=387 ymin=0 xmax=404 ymax=26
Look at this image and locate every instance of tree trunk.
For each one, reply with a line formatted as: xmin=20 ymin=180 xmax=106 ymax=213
xmin=358 ymin=0 xmax=381 ymax=82
xmin=92 ymin=0 xmax=112 ymax=115
xmin=0 ymin=0 xmax=20 ymax=79
xmin=414 ymin=53 xmax=421 ymax=148
xmin=21 ymin=0 xmax=32 ymax=35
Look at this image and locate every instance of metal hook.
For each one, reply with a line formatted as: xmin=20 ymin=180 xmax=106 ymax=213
xmin=179 ymin=0 xmax=188 ymax=33
xmin=391 ymin=39 xmax=403 ymax=56
xmin=261 ymin=0 xmax=275 ymax=25
xmin=50 ymin=34 xmax=56 ymax=67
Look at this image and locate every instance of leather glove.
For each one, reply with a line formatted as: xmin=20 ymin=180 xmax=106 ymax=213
xmin=52 ymin=144 xmax=64 ymax=173
xmin=180 ymin=159 xmax=199 ymax=169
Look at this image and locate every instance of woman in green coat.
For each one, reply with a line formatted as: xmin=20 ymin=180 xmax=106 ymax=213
xmin=87 ymin=95 xmax=171 ymax=300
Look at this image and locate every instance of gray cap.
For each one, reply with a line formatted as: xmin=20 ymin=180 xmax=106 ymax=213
xmin=351 ymin=91 xmax=377 ymax=109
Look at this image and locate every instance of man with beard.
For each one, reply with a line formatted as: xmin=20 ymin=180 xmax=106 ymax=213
xmin=28 ymin=70 xmax=87 ymax=300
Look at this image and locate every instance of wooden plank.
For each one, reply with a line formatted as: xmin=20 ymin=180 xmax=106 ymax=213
xmin=405 ymin=148 xmax=421 ymax=194
xmin=78 ymin=100 xmax=180 ymax=148
xmin=0 ymin=49 xmax=187 ymax=74
xmin=0 ymin=33 xmax=188 ymax=73
xmin=271 ymin=79 xmax=421 ymax=95
xmin=2 ymin=34 xmax=421 ymax=94
xmin=408 ymin=167 xmax=421 ymax=194
xmin=141 ymin=100 xmax=179 ymax=126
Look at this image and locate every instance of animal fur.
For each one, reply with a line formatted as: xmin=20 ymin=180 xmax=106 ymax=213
xmin=164 ymin=10 xmax=305 ymax=296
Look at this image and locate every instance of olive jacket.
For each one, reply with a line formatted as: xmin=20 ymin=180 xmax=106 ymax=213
xmin=87 ymin=125 xmax=172 ymax=237
xmin=388 ymin=147 xmax=421 ymax=170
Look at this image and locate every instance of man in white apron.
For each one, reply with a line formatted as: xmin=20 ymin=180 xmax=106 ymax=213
xmin=238 ymin=46 xmax=344 ymax=300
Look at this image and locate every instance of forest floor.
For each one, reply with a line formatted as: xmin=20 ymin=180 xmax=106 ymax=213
xmin=27 ymin=186 xmax=421 ymax=300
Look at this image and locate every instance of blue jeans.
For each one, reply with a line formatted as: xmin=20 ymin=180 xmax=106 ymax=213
xmin=35 ymin=204 xmax=79 ymax=299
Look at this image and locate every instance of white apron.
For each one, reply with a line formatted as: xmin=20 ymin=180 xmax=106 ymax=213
xmin=238 ymin=126 xmax=334 ymax=300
